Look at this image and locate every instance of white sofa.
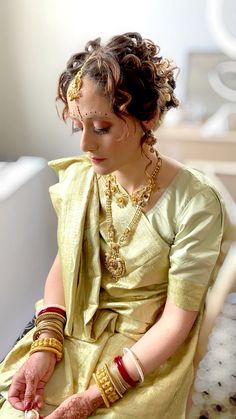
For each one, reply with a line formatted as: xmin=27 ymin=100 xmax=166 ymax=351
xmin=0 ymin=157 xmax=57 ymax=360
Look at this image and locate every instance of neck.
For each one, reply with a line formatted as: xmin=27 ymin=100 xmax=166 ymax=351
xmin=114 ymin=147 xmax=158 ymax=195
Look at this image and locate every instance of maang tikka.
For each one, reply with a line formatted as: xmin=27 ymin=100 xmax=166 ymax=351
xmin=67 ymin=64 xmax=85 ymax=101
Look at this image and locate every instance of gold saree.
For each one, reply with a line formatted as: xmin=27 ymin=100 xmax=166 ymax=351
xmin=0 ymin=156 xmax=226 ymax=418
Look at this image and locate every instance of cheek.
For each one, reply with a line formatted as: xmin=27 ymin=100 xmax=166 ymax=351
xmin=110 ymin=124 xmax=129 ymax=144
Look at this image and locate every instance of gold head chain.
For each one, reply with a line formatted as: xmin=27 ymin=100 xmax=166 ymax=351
xmin=104 ymin=153 xmax=162 ymax=282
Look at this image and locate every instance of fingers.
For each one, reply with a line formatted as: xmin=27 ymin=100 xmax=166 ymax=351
xmin=23 ymin=375 xmax=38 ymax=410
xmin=33 ymin=393 xmax=44 ymax=410
xmin=8 ymin=372 xmax=26 ymax=410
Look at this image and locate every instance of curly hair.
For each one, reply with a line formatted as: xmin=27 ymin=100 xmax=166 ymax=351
xmin=57 ymin=32 xmax=179 ymax=125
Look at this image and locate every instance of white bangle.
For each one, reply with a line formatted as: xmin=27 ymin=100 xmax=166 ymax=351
xmin=123 ymin=347 xmax=145 ymax=383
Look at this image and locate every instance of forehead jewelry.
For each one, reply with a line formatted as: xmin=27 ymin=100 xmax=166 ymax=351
xmin=104 ymin=153 xmax=162 ymax=282
xmin=67 ymin=65 xmax=84 ymax=101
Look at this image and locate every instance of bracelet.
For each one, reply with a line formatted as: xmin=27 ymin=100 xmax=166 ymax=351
xmin=30 ymin=337 xmax=63 ymax=361
xmin=31 ymin=337 xmax=63 ymax=351
xmin=93 ymin=366 xmax=120 ymax=406
xmin=114 ymin=356 xmax=138 ymax=387
xmin=123 ymin=347 xmax=144 ymax=383
xmin=36 ymin=304 xmax=66 ymax=316
xmin=37 ymin=307 xmax=66 ymax=318
xmin=92 ymin=373 xmax=110 ymax=408
xmin=106 ymin=362 xmax=128 ymax=396
xmin=33 ymin=327 xmax=64 ymax=344
xmin=104 ymin=363 xmax=123 ymax=398
xmin=35 ymin=318 xmax=65 ymax=331
xmin=35 ymin=312 xmax=66 ymax=325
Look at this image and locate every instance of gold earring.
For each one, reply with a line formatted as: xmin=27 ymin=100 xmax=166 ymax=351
xmin=144 ymin=130 xmax=157 ymax=153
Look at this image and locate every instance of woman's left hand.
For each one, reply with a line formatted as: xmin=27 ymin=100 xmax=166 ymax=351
xmin=43 ymin=385 xmax=104 ymax=419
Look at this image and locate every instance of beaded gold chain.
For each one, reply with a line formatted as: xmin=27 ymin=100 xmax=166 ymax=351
xmin=104 ymin=153 xmax=162 ymax=282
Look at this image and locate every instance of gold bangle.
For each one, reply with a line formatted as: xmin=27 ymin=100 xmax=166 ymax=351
xmin=33 ymin=325 xmax=64 ymax=342
xmin=35 ymin=319 xmax=65 ymax=331
xmin=34 ymin=325 xmax=64 ymax=339
xmin=95 ymin=367 xmax=120 ymax=404
xmin=104 ymin=364 xmax=123 ymax=398
xmin=31 ymin=337 xmax=63 ymax=351
xmin=36 ymin=312 xmax=66 ymax=324
xmin=35 ymin=321 xmax=64 ymax=333
xmin=30 ymin=346 xmax=62 ymax=361
xmin=35 ymin=319 xmax=64 ymax=332
xmin=33 ymin=328 xmax=64 ymax=343
xmin=93 ymin=373 xmax=110 ymax=408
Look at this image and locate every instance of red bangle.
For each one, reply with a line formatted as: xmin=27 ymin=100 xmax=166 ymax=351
xmin=37 ymin=307 xmax=66 ymax=317
xmin=114 ymin=355 xmax=138 ymax=387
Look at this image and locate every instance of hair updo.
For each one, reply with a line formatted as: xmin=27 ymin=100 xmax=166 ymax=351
xmin=57 ymin=32 xmax=179 ymax=125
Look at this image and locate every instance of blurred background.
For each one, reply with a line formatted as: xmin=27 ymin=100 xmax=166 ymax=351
xmin=0 ymin=0 xmax=235 ymax=359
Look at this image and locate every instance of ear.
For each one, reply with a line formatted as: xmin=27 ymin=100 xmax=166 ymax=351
xmin=142 ymin=110 xmax=160 ymax=131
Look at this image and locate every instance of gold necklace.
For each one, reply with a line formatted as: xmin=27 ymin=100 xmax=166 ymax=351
xmin=104 ymin=154 xmax=162 ymax=282
xmin=108 ymin=164 xmax=160 ymax=208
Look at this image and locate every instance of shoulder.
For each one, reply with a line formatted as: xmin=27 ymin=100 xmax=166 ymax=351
xmin=173 ymin=166 xmax=224 ymax=211
xmin=159 ymin=156 xmax=223 ymax=209
xmin=157 ymin=163 xmax=226 ymax=234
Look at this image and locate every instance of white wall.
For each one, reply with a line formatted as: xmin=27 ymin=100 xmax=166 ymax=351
xmin=1 ymin=0 xmax=232 ymax=161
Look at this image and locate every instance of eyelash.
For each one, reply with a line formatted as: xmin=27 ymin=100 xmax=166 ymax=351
xmin=72 ymin=124 xmax=82 ymax=134
xmin=71 ymin=123 xmax=110 ymax=135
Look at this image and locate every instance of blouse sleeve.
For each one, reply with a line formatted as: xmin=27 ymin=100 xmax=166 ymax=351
xmin=167 ymin=187 xmax=225 ymax=311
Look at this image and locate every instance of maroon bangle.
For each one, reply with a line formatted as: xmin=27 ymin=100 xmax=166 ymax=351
xmin=37 ymin=307 xmax=66 ymax=317
xmin=114 ymin=355 xmax=138 ymax=387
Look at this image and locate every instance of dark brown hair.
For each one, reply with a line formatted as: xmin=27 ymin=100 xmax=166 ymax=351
xmin=57 ymin=32 xmax=179 ymax=124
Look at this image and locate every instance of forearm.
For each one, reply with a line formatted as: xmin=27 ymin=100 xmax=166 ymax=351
xmin=122 ymin=299 xmax=198 ymax=381
xmin=38 ymin=253 xmax=65 ymax=341
xmin=43 ymin=253 xmax=65 ymax=306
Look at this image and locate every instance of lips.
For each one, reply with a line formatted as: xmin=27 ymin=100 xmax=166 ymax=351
xmin=91 ymin=157 xmax=107 ymax=163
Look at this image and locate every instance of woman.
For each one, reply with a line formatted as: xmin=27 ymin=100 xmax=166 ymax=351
xmin=0 ymin=32 xmax=226 ymax=418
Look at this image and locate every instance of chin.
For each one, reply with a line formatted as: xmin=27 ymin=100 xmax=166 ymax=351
xmin=92 ymin=165 xmax=113 ymax=176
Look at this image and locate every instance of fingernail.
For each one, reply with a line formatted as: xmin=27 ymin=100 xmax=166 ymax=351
xmin=24 ymin=401 xmax=32 ymax=410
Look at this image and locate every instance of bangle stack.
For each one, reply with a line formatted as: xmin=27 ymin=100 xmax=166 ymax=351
xmin=30 ymin=305 xmax=66 ymax=362
xmin=94 ymin=348 xmax=144 ymax=408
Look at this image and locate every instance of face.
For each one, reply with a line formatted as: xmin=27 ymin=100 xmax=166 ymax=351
xmin=67 ymin=76 xmax=144 ymax=175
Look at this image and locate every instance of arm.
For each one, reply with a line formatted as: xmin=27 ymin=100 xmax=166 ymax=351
xmin=43 ymin=253 xmax=65 ymax=306
xmin=122 ymin=298 xmax=198 ymax=380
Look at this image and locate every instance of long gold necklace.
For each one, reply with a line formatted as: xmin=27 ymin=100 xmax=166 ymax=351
xmin=104 ymin=154 xmax=162 ymax=282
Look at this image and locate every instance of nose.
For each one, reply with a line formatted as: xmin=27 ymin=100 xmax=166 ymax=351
xmin=80 ymin=129 xmax=98 ymax=153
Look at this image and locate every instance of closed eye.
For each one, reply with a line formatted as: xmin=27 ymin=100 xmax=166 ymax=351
xmin=71 ymin=122 xmax=110 ymax=135
xmin=93 ymin=127 xmax=110 ymax=135
xmin=72 ymin=121 xmax=82 ymax=134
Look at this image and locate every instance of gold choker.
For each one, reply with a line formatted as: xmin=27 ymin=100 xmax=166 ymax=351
xmin=104 ymin=154 xmax=162 ymax=282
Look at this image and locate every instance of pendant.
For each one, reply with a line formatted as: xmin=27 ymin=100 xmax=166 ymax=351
xmin=116 ymin=194 xmax=128 ymax=208
xmin=25 ymin=410 xmax=40 ymax=419
xmin=105 ymin=251 xmax=126 ymax=282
